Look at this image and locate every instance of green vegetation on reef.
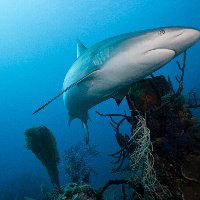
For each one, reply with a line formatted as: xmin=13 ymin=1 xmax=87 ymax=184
xmin=24 ymin=126 xmax=60 ymax=188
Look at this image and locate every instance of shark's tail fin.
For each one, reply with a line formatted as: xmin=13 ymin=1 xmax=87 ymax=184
xmin=83 ymin=122 xmax=89 ymax=145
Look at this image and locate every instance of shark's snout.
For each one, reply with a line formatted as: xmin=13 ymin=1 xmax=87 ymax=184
xmin=184 ymin=28 xmax=200 ymax=43
xmin=170 ymin=27 xmax=200 ymax=56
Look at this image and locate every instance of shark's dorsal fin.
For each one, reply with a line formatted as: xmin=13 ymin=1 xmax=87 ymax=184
xmin=77 ymin=39 xmax=87 ymax=58
xmin=33 ymin=69 xmax=99 ymax=115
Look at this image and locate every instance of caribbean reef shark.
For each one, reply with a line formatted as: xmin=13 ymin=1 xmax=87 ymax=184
xmin=33 ymin=27 xmax=200 ymax=143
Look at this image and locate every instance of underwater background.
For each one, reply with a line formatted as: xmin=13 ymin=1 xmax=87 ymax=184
xmin=0 ymin=0 xmax=200 ymax=199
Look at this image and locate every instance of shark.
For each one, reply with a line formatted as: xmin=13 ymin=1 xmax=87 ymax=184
xmin=33 ymin=26 xmax=200 ymax=143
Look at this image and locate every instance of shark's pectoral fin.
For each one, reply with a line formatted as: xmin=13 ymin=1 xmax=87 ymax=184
xmin=83 ymin=121 xmax=89 ymax=145
xmin=142 ymin=49 xmax=175 ymax=67
xmin=33 ymin=69 xmax=100 ymax=115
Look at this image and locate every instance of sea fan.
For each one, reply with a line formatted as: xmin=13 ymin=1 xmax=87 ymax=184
xmin=24 ymin=126 xmax=60 ymax=188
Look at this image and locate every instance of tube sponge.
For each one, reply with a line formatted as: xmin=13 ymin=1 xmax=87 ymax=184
xmin=24 ymin=126 xmax=60 ymax=187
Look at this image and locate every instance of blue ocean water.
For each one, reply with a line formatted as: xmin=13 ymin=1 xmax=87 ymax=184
xmin=0 ymin=0 xmax=200 ymax=199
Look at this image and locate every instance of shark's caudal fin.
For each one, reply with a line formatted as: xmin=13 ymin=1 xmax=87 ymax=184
xmin=32 ymin=69 xmax=99 ymax=115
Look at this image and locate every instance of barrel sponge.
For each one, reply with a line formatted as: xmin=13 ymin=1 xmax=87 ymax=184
xmin=24 ymin=126 xmax=60 ymax=187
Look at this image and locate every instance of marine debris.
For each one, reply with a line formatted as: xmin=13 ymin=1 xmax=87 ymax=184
xmin=129 ymin=115 xmax=169 ymax=199
xmin=97 ymin=105 xmax=170 ymax=199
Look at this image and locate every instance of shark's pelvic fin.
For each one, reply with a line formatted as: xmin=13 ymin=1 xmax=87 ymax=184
xmin=114 ymin=97 xmax=124 ymax=107
xmin=83 ymin=121 xmax=89 ymax=145
xmin=77 ymin=39 xmax=87 ymax=58
xmin=113 ymin=88 xmax=129 ymax=106
xmin=33 ymin=69 xmax=100 ymax=115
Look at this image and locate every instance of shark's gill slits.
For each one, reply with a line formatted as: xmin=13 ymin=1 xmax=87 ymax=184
xmin=92 ymin=48 xmax=110 ymax=66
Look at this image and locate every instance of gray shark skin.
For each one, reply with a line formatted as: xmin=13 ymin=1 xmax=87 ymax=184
xmin=34 ymin=27 xmax=200 ymax=143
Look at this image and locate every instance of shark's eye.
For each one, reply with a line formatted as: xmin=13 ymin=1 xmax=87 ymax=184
xmin=158 ymin=29 xmax=165 ymax=35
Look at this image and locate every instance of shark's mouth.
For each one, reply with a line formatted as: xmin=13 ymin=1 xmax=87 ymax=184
xmin=141 ymin=48 xmax=175 ymax=67
xmin=145 ymin=48 xmax=175 ymax=55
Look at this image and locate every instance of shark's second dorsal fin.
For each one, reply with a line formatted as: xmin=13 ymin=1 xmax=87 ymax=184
xmin=77 ymin=39 xmax=87 ymax=58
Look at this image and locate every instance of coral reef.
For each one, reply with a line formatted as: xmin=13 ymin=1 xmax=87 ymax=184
xmin=24 ymin=197 xmax=38 ymax=200
xmin=63 ymin=141 xmax=99 ymax=183
xmin=41 ymin=182 xmax=97 ymax=200
xmin=126 ymin=66 xmax=200 ymax=199
xmin=178 ymin=155 xmax=200 ymax=200
xmin=25 ymin=183 xmax=97 ymax=200
xmin=181 ymin=155 xmax=200 ymax=183
xmin=96 ymin=70 xmax=200 ymax=199
xmin=58 ymin=182 xmax=97 ymax=200
xmin=178 ymin=181 xmax=200 ymax=200
xmin=126 ymin=75 xmax=200 ymax=199
xmin=24 ymin=126 xmax=60 ymax=188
